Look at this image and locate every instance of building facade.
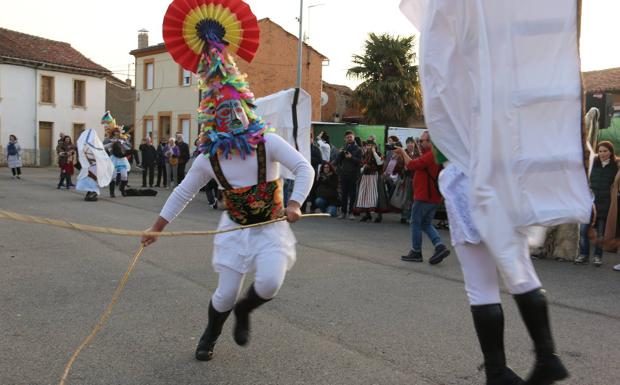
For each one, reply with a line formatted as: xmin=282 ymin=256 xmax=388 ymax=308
xmin=0 ymin=28 xmax=111 ymax=166
xmin=130 ymin=18 xmax=327 ymax=147
xmin=321 ymin=81 xmax=356 ymax=123
xmin=105 ymin=76 xmax=135 ymax=132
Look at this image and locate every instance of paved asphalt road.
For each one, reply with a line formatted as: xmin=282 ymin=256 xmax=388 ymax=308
xmin=1 ymin=168 xmax=619 ymax=385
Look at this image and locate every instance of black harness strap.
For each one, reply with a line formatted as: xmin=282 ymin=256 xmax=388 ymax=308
xmin=209 ymin=141 xmax=267 ymax=190
xmin=209 ymin=154 xmax=233 ymax=190
xmin=257 ymin=141 xmax=267 ymax=184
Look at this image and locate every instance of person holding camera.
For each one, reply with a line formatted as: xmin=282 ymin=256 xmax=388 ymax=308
xmin=383 ymin=136 xmax=403 ymax=198
xmin=336 ymin=130 xmax=363 ymax=219
xmin=393 ymin=131 xmax=450 ymax=264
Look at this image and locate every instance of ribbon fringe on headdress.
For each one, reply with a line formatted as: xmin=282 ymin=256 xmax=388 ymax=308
xmin=197 ymin=40 xmax=272 ymax=159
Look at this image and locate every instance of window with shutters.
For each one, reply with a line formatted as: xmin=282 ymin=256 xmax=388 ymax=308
xmin=179 ymin=66 xmax=192 ymax=86
xmin=41 ymin=75 xmax=55 ymax=103
xmin=144 ymin=59 xmax=154 ymax=90
xmin=73 ymin=80 xmax=86 ymax=107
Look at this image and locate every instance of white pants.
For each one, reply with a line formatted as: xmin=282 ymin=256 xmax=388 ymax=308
xmin=211 ymin=252 xmax=288 ymax=312
xmin=455 ymin=239 xmax=541 ymax=305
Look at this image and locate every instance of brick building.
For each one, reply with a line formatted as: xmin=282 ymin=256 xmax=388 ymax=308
xmin=130 ymin=18 xmax=327 ymax=146
xmin=321 ymin=81 xmax=356 ymax=123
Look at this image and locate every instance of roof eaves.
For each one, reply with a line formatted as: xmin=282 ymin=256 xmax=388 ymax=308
xmin=0 ymin=55 xmax=111 ymax=77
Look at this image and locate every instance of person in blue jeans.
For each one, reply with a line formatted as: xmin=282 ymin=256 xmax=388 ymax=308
xmin=393 ymin=132 xmax=450 ymax=264
xmin=576 ymin=141 xmax=620 ymax=266
xmin=314 ymin=162 xmax=339 ymax=217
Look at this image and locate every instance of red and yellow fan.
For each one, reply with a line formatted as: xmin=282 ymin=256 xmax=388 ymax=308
xmin=163 ymin=0 xmax=260 ymax=73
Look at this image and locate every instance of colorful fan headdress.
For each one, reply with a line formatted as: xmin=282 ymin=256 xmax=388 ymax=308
xmin=163 ymin=0 xmax=272 ymax=159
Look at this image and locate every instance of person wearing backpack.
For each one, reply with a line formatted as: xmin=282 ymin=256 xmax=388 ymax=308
xmin=393 ymin=131 xmax=450 ymax=265
xmin=7 ymin=135 xmax=22 ymax=179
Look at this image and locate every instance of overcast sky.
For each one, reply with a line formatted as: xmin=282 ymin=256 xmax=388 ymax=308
xmin=1 ymin=0 xmax=618 ymax=89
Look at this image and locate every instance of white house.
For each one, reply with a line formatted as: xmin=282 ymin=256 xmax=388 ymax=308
xmin=0 ymin=27 xmax=111 ymax=166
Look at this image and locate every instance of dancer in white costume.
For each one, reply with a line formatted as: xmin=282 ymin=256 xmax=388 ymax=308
xmin=142 ymin=4 xmax=314 ymax=361
xmin=400 ymin=1 xmax=591 ymax=384
xmin=75 ymin=128 xmax=113 ymax=202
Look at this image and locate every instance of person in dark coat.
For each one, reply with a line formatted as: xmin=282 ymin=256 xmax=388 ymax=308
xmin=577 ymin=141 xmax=620 ymax=266
xmin=156 ymin=138 xmax=168 ymax=188
xmin=335 ymin=130 xmax=363 ymax=219
xmin=139 ymin=137 xmax=157 ymax=187
xmin=176 ymin=133 xmax=191 ymax=184
xmin=314 ymin=162 xmax=339 ymax=217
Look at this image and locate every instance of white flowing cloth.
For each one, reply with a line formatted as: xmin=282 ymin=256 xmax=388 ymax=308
xmin=400 ymin=0 xmax=591 ymax=286
xmin=76 ymin=128 xmax=114 ymax=190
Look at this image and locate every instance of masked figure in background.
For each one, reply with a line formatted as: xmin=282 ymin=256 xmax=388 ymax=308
xmin=143 ymin=0 xmax=314 ymax=363
xmin=400 ymin=1 xmax=591 ymax=384
xmin=76 ymin=128 xmax=114 ymax=201
xmin=109 ymin=141 xmax=131 ymax=197
xmin=102 ymin=111 xmax=132 ymax=196
xmin=102 ymin=111 xmax=131 ymax=158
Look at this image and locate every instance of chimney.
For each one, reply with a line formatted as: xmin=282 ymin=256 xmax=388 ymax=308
xmin=125 ymin=78 xmax=132 ymax=87
xmin=138 ymin=29 xmax=149 ymax=49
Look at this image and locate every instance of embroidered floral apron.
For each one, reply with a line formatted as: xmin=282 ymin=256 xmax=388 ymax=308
xmin=209 ymin=142 xmax=284 ymax=225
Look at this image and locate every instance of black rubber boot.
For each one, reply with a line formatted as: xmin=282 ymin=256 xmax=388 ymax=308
xmin=120 ymin=180 xmax=128 ymax=197
xmin=471 ymin=304 xmax=524 ymax=385
xmin=109 ymin=181 xmax=116 ymax=198
xmin=195 ymin=301 xmax=231 ymax=361
xmin=233 ymin=284 xmax=271 ymax=346
xmin=84 ymin=191 xmax=98 ymax=201
xmin=514 ymin=289 xmax=569 ymax=385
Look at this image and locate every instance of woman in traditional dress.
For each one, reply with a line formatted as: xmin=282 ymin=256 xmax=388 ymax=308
xmin=354 ymin=140 xmax=389 ymax=222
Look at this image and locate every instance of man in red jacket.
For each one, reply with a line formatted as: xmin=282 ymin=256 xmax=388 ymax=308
xmin=394 ymin=131 xmax=450 ymax=264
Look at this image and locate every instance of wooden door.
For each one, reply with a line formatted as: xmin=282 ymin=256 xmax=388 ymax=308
xmin=158 ymin=115 xmax=171 ymax=142
xmin=38 ymin=122 xmax=53 ymax=166
xmin=73 ymin=123 xmax=85 ymax=143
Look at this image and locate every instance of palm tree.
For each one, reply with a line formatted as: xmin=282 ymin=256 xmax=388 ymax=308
xmin=347 ymin=33 xmax=422 ymax=126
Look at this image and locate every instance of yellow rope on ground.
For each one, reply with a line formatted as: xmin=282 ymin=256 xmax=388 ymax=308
xmin=0 ymin=209 xmax=329 ymax=384
xmin=59 ymin=244 xmax=145 ymax=385
xmin=0 ymin=209 xmax=329 ymax=237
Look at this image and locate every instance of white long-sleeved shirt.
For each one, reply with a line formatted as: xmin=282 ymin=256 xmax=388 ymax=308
xmin=160 ymin=133 xmax=315 ymax=223
xmin=317 ymin=139 xmax=331 ymax=162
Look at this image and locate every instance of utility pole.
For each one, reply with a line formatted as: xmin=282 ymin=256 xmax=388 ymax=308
xmin=296 ymin=0 xmax=304 ymax=89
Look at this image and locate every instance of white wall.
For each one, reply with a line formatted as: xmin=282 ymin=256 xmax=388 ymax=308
xmin=0 ymin=64 xmax=36 ymax=149
xmin=0 ymin=64 xmax=106 ymax=166
xmin=37 ymin=69 xmax=106 ymax=148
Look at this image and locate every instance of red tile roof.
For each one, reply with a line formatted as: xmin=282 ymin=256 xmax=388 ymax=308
xmin=0 ymin=27 xmax=110 ymax=76
xmin=583 ymin=67 xmax=620 ymax=93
